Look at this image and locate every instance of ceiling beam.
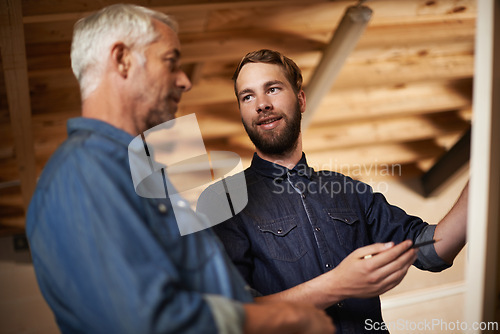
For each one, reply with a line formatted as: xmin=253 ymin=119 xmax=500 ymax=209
xmin=302 ymin=3 xmax=372 ymax=130
xmin=421 ymin=127 xmax=471 ymax=197
xmin=0 ymin=0 xmax=36 ymax=210
xmin=21 ymin=0 xmax=331 ymax=18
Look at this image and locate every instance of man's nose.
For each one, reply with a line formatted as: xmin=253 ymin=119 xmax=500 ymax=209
xmin=256 ymin=96 xmax=272 ymax=113
xmin=177 ymin=70 xmax=192 ymax=92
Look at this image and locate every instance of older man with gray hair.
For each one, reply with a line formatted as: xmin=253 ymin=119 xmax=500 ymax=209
xmin=26 ymin=4 xmax=334 ymax=334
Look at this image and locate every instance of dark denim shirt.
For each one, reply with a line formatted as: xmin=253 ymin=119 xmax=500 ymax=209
xmin=199 ymin=153 xmax=450 ymax=334
xmin=26 ymin=117 xmax=253 ymax=334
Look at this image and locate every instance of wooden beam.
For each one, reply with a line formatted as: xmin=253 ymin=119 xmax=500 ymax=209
xmin=302 ymin=4 xmax=372 ymax=130
xmin=21 ymin=0 xmax=331 ymax=19
xmin=0 ymin=0 xmax=36 ymax=211
xmin=421 ymin=127 xmax=471 ymax=196
xmin=22 ymin=5 xmax=475 ymax=50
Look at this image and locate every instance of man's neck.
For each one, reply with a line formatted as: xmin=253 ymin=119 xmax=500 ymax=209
xmin=81 ymin=84 xmax=141 ymax=136
xmin=255 ymin=139 xmax=303 ymax=170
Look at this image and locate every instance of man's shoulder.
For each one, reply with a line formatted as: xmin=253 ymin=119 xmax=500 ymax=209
xmin=37 ymin=128 xmax=127 ymax=190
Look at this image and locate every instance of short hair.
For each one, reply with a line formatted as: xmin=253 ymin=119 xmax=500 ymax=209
xmin=232 ymin=49 xmax=303 ymax=96
xmin=71 ymin=4 xmax=178 ymax=100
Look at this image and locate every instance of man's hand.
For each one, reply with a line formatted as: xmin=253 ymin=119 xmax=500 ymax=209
xmin=254 ymin=240 xmax=417 ymax=310
xmin=243 ymin=301 xmax=335 ymax=334
xmin=329 ymin=240 xmax=417 ymax=299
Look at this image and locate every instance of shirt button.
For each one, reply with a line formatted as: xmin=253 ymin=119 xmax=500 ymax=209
xmin=158 ymin=203 xmax=168 ymax=214
xmin=325 ymin=263 xmax=331 ymax=268
xmin=337 ymin=302 xmax=344 ymax=308
xmin=315 ymin=227 xmax=321 ymax=232
xmin=277 ymin=229 xmax=283 ymax=234
xmin=301 ymin=193 xmax=306 ymax=199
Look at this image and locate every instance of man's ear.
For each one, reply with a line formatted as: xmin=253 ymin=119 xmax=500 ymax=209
xmin=111 ymin=42 xmax=132 ymax=78
xmin=298 ymin=90 xmax=306 ymax=113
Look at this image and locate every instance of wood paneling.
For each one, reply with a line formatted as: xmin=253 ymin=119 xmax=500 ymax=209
xmin=0 ymin=0 xmax=476 ymax=231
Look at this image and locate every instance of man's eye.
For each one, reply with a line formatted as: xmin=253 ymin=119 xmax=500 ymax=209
xmin=165 ymin=58 xmax=180 ymax=70
xmin=242 ymin=95 xmax=253 ymax=102
xmin=268 ymin=87 xmax=280 ymax=94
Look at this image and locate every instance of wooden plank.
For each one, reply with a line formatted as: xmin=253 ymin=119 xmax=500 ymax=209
xmin=310 ymin=79 xmax=473 ymax=124
xmin=305 ymin=139 xmax=446 ymax=170
xmin=190 ymin=1 xmax=476 ymax=36
xmin=21 ymin=0 xmax=330 ymax=17
xmin=304 ymin=112 xmax=470 ymax=152
xmin=20 ymin=0 xmax=477 ymax=23
xmin=0 ymin=0 xmax=36 ymax=211
xmin=23 ymin=7 xmax=210 ymax=40
xmin=327 ymin=54 xmax=473 ymax=89
xmin=201 ymin=1 xmax=476 ymax=37
xmin=367 ymin=0 xmax=476 ymax=25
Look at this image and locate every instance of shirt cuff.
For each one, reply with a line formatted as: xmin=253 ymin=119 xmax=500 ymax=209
xmin=415 ymin=224 xmax=452 ymax=272
xmin=204 ymin=294 xmax=246 ymax=334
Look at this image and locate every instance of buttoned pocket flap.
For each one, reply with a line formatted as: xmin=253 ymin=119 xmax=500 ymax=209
xmin=326 ymin=212 xmax=359 ymax=225
xmin=325 ymin=209 xmax=362 ymax=250
xmin=258 ymin=220 xmax=297 ymax=237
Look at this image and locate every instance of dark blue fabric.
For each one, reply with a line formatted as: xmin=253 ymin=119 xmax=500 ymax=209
xmin=26 ymin=117 xmax=253 ymax=334
xmin=199 ymin=153 xmax=449 ymax=334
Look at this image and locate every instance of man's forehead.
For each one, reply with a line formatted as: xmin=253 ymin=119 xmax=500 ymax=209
xmin=237 ymin=62 xmax=287 ymax=90
xmin=152 ymin=19 xmax=180 ymax=47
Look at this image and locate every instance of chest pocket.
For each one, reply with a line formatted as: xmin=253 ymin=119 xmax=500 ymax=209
xmin=257 ymin=216 xmax=307 ymax=262
xmin=325 ymin=209 xmax=362 ymax=251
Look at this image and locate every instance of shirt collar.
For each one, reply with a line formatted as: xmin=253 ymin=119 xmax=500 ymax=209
xmin=249 ymin=152 xmax=314 ymax=180
xmin=67 ymin=117 xmax=135 ymax=148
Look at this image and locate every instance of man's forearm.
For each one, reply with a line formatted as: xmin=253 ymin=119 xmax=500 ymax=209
xmin=254 ymin=273 xmax=343 ymax=309
xmin=434 ymin=182 xmax=468 ymax=263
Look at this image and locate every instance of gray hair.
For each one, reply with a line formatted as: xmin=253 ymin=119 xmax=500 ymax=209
xmin=71 ymin=4 xmax=178 ymax=100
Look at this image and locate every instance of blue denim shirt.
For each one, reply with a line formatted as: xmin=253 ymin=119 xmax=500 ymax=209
xmin=26 ymin=117 xmax=253 ymax=334
xmin=199 ymin=153 xmax=450 ymax=334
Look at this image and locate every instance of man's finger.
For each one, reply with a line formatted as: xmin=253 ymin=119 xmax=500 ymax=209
xmin=361 ymin=240 xmax=414 ymax=268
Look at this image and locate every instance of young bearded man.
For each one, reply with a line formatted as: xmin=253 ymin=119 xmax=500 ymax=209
xmin=197 ymin=49 xmax=468 ymax=334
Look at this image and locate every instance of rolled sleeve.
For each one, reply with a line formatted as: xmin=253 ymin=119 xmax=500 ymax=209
xmin=414 ymin=225 xmax=452 ymax=272
xmin=204 ymin=294 xmax=246 ymax=334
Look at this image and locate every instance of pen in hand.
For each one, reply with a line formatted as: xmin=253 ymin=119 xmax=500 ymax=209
xmin=362 ymin=239 xmax=442 ymax=259
xmin=410 ymin=238 xmax=442 ymax=249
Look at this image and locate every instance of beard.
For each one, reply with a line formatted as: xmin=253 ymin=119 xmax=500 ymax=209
xmin=242 ymin=100 xmax=302 ymax=156
xmin=144 ymin=107 xmax=175 ymax=131
xmin=142 ymin=97 xmax=178 ymax=132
